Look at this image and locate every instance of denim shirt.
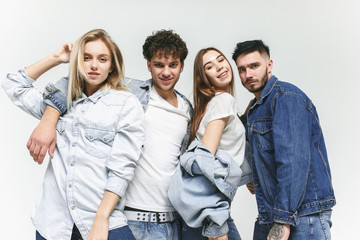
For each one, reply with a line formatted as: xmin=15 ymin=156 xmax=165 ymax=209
xmin=168 ymin=140 xmax=252 ymax=238
xmin=43 ymin=77 xmax=193 ymax=154
xmin=2 ymin=69 xmax=145 ymax=239
xmin=247 ymin=75 xmax=336 ymax=226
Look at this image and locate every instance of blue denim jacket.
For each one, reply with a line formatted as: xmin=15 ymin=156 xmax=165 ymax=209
xmin=168 ymin=140 xmax=252 ymax=238
xmin=43 ymin=77 xmax=193 ymax=154
xmin=247 ymin=75 xmax=336 ymax=226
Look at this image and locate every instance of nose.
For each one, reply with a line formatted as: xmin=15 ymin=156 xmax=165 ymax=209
xmin=162 ymin=66 xmax=170 ymax=77
xmin=91 ymin=59 xmax=98 ymax=70
xmin=245 ymin=68 xmax=253 ymax=79
xmin=216 ymin=63 xmax=223 ymax=72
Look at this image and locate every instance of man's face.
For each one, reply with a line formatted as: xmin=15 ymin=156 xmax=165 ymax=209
xmin=147 ymin=53 xmax=184 ymax=97
xmin=235 ymin=51 xmax=273 ymax=99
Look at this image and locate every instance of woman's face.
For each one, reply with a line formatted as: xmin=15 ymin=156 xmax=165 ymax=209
xmin=202 ymin=50 xmax=232 ymax=92
xmin=83 ymin=39 xmax=113 ymax=96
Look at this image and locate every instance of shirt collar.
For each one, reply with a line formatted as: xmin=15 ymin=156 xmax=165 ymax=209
xmin=74 ymin=85 xmax=110 ymax=105
xmin=256 ymin=75 xmax=278 ymax=105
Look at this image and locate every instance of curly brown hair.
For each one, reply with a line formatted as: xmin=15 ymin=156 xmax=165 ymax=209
xmin=142 ymin=29 xmax=188 ymax=62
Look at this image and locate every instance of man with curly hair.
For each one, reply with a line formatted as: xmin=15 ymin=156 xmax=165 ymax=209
xmin=26 ymin=30 xmax=193 ymax=240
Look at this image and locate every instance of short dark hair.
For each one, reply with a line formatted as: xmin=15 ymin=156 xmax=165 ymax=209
xmin=142 ymin=29 xmax=188 ymax=62
xmin=232 ymin=40 xmax=270 ymax=62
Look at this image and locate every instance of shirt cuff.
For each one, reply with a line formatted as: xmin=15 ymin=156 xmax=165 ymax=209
xmin=202 ymin=220 xmax=229 ymax=238
xmin=106 ymin=175 xmax=128 ymax=198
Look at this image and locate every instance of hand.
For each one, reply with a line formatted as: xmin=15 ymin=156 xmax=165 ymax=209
xmin=52 ymin=42 xmax=73 ymax=64
xmin=246 ymin=182 xmax=255 ymax=194
xmin=27 ymin=106 xmax=59 ymax=164
xmin=267 ymin=223 xmax=290 ymax=240
xmin=209 ymin=234 xmax=228 ymax=240
xmin=88 ymin=216 xmax=109 ymax=240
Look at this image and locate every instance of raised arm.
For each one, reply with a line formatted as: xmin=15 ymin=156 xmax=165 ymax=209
xmin=26 ymin=43 xmax=72 ymax=164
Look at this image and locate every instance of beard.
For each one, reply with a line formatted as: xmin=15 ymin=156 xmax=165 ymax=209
xmin=243 ymin=67 xmax=269 ymax=94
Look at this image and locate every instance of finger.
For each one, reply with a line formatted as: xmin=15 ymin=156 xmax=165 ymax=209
xmin=26 ymin=137 xmax=32 ymax=150
xmin=28 ymin=141 xmax=37 ymax=158
xmin=32 ymin=144 xmax=42 ymax=162
xmin=37 ymin=146 xmax=47 ymax=165
xmin=48 ymin=141 xmax=56 ymax=158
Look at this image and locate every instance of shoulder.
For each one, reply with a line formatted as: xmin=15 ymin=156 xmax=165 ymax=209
xmin=210 ymin=92 xmax=235 ymax=105
xmin=106 ymin=89 xmax=141 ymax=105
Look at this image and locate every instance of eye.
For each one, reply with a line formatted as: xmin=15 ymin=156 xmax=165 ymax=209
xmin=251 ymin=64 xmax=258 ymax=69
xmin=169 ymin=63 xmax=178 ymax=68
xmin=238 ymin=67 xmax=245 ymax=73
xmin=206 ymin=65 xmax=213 ymax=70
xmin=218 ymin=57 xmax=225 ymax=62
xmin=84 ymin=56 xmax=90 ymax=61
xmin=100 ymin=57 xmax=107 ymax=62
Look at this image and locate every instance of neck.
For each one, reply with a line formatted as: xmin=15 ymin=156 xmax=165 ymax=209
xmin=154 ymin=86 xmax=178 ymax=108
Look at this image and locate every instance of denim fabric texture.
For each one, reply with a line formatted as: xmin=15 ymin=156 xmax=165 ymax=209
xmin=168 ymin=140 xmax=251 ymax=238
xmin=253 ymin=210 xmax=332 ymax=240
xmin=43 ymin=77 xmax=193 ymax=155
xmin=36 ymin=225 xmax=136 ymax=240
xmin=3 ymin=69 xmax=145 ymax=240
xmin=127 ymin=219 xmax=181 ymax=240
xmin=247 ymin=75 xmax=335 ymax=226
xmin=182 ymin=217 xmax=241 ymax=240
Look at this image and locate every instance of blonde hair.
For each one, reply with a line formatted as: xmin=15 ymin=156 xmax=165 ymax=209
xmin=67 ymin=29 xmax=126 ymax=109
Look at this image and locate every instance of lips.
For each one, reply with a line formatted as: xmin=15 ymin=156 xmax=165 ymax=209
xmin=88 ymin=72 xmax=100 ymax=77
xmin=218 ymin=71 xmax=228 ymax=78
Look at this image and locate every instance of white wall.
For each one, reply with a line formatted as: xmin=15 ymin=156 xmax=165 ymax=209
xmin=1 ymin=0 xmax=359 ymax=239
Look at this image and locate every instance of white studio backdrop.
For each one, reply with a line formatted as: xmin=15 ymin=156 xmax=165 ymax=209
xmin=1 ymin=0 xmax=359 ymax=239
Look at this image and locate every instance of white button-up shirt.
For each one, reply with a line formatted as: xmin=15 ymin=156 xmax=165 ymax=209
xmin=3 ymin=69 xmax=145 ymax=240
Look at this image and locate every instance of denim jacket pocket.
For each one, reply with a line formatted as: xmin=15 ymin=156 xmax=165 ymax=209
xmin=250 ymin=119 xmax=273 ymax=151
xmin=55 ymin=120 xmax=67 ymax=148
xmin=85 ymin=128 xmax=115 ymax=159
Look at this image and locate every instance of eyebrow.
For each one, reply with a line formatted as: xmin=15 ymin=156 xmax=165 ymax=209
xmin=237 ymin=61 xmax=260 ymax=70
xmin=204 ymin=54 xmax=223 ymax=68
xmin=84 ymin=52 xmax=110 ymax=58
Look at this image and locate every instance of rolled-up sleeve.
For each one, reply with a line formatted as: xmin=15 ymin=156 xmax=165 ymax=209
xmin=105 ymin=95 xmax=145 ymax=197
xmin=2 ymin=68 xmax=46 ymax=119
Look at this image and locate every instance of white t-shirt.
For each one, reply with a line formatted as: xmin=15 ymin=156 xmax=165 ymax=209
xmin=196 ymin=92 xmax=246 ymax=166
xmin=125 ymin=86 xmax=191 ymax=212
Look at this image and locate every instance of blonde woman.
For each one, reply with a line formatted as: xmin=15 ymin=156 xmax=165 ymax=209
xmin=2 ymin=29 xmax=144 ymax=240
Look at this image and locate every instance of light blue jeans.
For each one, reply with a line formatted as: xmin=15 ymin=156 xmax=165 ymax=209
xmin=182 ymin=217 xmax=241 ymax=240
xmin=253 ymin=210 xmax=332 ymax=240
xmin=127 ymin=219 xmax=180 ymax=240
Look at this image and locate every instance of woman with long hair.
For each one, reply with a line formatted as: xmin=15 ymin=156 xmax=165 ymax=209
xmin=3 ymin=29 xmax=144 ymax=240
xmin=169 ymin=47 xmax=251 ymax=240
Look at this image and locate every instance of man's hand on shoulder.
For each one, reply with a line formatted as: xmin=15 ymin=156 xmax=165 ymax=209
xmin=27 ymin=106 xmax=60 ymax=164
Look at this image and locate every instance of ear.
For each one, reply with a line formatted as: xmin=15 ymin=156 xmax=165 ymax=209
xmin=147 ymin=61 xmax=151 ymax=72
xmin=267 ymin=59 xmax=273 ymax=73
xmin=180 ymin=61 xmax=184 ymax=73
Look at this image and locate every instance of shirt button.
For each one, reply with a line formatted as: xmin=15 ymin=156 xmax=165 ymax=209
xmin=69 ymin=184 xmax=72 ymax=188
xmin=72 ymin=143 xmax=76 ymax=147
xmin=89 ymin=136 xmax=93 ymax=139
xmin=71 ymin=206 xmax=75 ymax=210
xmin=104 ymin=138 xmax=107 ymax=141
xmin=81 ymin=110 xmax=85 ymax=113
xmin=75 ymin=123 xmax=78 ymax=127
xmin=70 ymin=162 xmax=74 ymax=167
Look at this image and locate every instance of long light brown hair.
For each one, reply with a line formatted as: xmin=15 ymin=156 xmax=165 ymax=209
xmin=67 ymin=29 xmax=126 ymax=109
xmin=189 ymin=47 xmax=235 ymax=145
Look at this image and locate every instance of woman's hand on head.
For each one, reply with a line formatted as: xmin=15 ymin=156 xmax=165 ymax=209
xmin=53 ymin=43 xmax=73 ymax=64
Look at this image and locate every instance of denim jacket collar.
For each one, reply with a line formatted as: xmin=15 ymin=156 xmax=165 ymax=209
xmin=254 ymin=75 xmax=278 ymax=106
